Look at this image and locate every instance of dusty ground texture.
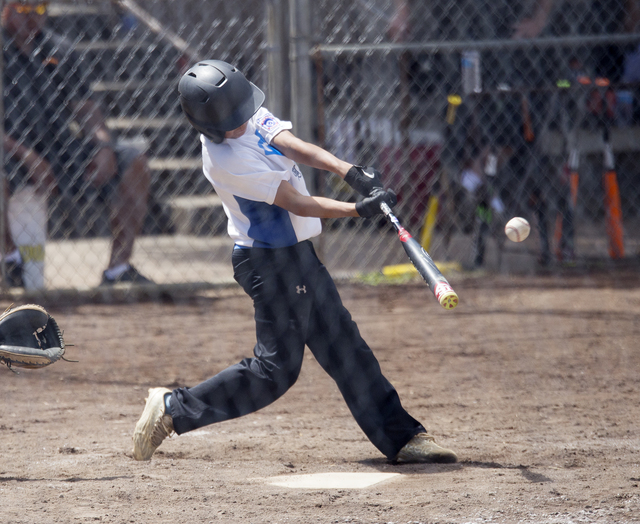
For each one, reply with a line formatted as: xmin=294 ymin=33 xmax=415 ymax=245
xmin=1 ymin=267 xmax=640 ymax=524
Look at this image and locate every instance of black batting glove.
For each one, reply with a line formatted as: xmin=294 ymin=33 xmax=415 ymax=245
xmin=356 ymin=188 xmax=398 ymax=218
xmin=344 ymin=165 xmax=384 ymax=197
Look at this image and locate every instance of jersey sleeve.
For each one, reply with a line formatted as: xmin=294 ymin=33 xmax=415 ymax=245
xmin=202 ymin=139 xmax=290 ymax=206
xmin=254 ymin=108 xmax=292 ymax=143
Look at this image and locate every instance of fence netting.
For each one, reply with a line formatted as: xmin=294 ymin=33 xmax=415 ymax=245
xmin=314 ymin=0 xmax=640 ymax=271
xmin=2 ymin=0 xmax=639 ymax=294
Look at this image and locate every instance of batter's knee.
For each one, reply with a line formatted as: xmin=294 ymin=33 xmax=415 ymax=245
xmin=249 ymin=344 xmax=304 ymax=395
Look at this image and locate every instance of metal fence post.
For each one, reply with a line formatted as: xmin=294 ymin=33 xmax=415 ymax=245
xmin=288 ymin=0 xmax=315 ymax=191
xmin=0 ymin=2 xmax=6 ymax=293
xmin=267 ymin=0 xmax=290 ymax=120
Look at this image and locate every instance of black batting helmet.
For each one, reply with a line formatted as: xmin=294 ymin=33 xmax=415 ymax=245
xmin=178 ymin=60 xmax=265 ymax=143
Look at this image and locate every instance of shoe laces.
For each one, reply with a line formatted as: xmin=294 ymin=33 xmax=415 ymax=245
xmin=150 ymin=414 xmax=174 ymax=448
xmin=413 ymin=433 xmax=436 ymax=443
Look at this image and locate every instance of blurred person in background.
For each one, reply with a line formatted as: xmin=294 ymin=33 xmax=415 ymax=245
xmin=1 ymin=0 xmax=152 ymax=286
xmin=513 ymin=0 xmax=640 ymax=83
xmin=390 ymin=0 xmax=555 ymax=266
xmin=389 ymin=0 xmax=638 ymax=266
xmin=514 ymin=0 xmax=640 ymax=262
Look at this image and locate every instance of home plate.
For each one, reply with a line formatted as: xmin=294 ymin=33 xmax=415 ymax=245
xmin=266 ymin=472 xmax=401 ymax=489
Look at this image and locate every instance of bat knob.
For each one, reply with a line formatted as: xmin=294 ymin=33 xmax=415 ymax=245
xmin=434 ymin=282 xmax=459 ymax=310
xmin=439 ymin=292 xmax=459 ymax=310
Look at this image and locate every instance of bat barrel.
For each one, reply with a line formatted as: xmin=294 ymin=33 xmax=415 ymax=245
xmin=380 ymin=202 xmax=459 ymax=310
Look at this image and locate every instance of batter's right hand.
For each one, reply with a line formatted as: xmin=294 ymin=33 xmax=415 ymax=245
xmin=356 ymin=188 xmax=397 ymax=218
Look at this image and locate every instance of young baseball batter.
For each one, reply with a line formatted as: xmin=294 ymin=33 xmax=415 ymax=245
xmin=132 ymin=60 xmax=457 ymax=464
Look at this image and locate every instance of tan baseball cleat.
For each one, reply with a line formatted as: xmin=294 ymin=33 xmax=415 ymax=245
xmin=395 ymin=433 xmax=458 ymax=463
xmin=132 ymin=387 xmax=174 ymax=461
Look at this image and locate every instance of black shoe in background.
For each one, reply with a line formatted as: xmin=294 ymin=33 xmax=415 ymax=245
xmin=101 ymin=265 xmax=154 ymax=285
xmin=4 ymin=261 xmax=24 ymax=288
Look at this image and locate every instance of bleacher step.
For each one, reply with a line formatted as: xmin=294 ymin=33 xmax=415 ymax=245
xmin=165 ymin=194 xmax=226 ymax=236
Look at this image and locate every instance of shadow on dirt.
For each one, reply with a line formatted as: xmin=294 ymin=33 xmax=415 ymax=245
xmin=360 ymin=458 xmax=554 ymax=483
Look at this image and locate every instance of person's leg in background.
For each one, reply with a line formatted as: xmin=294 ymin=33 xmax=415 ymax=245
xmin=101 ymin=147 xmax=153 ymax=284
xmin=0 ymin=179 xmax=22 ymax=287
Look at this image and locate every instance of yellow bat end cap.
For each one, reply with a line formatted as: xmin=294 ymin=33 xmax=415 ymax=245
xmin=439 ymin=291 xmax=459 ymax=310
xmin=434 ymin=282 xmax=459 ymax=310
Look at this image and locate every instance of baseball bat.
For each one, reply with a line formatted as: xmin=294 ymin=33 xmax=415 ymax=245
xmin=603 ymin=130 xmax=625 ymax=259
xmin=521 ymin=94 xmax=535 ymax=143
xmin=380 ymin=202 xmax=459 ymax=310
xmin=419 ymin=195 xmax=439 ymax=252
xmin=598 ymin=82 xmax=624 ymax=259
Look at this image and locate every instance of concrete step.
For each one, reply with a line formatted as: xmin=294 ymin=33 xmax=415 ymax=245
xmin=93 ymin=79 xmax=176 ymax=93
xmin=107 ymin=117 xmax=188 ymax=131
xmin=109 ymin=119 xmax=200 ymax=159
xmin=149 ymin=157 xmax=202 ymax=171
xmin=164 ymin=194 xmax=227 ymax=236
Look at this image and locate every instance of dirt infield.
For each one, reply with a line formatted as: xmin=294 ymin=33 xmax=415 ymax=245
xmin=2 ymin=268 xmax=640 ymax=523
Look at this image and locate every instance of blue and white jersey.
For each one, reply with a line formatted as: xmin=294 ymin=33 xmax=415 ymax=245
xmin=201 ymin=107 xmax=322 ymax=248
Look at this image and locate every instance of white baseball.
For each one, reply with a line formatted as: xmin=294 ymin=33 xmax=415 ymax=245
xmin=505 ymin=217 xmax=530 ymax=242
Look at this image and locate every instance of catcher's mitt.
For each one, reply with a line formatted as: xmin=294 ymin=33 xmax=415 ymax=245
xmin=0 ymin=304 xmax=66 ymax=369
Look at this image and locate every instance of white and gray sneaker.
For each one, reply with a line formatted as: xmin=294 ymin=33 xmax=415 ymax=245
xmin=395 ymin=433 xmax=458 ymax=463
xmin=132 ymin=387 xmax=174 ymax=461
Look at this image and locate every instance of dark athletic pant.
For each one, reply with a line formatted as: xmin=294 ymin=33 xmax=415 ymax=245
xmin=169 ymin=240 xmax=425 ymax=459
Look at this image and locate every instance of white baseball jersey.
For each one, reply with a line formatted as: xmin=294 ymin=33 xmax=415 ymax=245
xmin=201 ymin=107 xmax=322 ymax=248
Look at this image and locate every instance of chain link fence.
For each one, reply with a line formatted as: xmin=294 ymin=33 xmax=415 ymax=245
xmin=2 ymin=0 xmax=269 ymax=293
xmin=314 ymin=0 xmax=640 ymax=271
xmin=2 ymin=0 xmax=639 ymax=296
